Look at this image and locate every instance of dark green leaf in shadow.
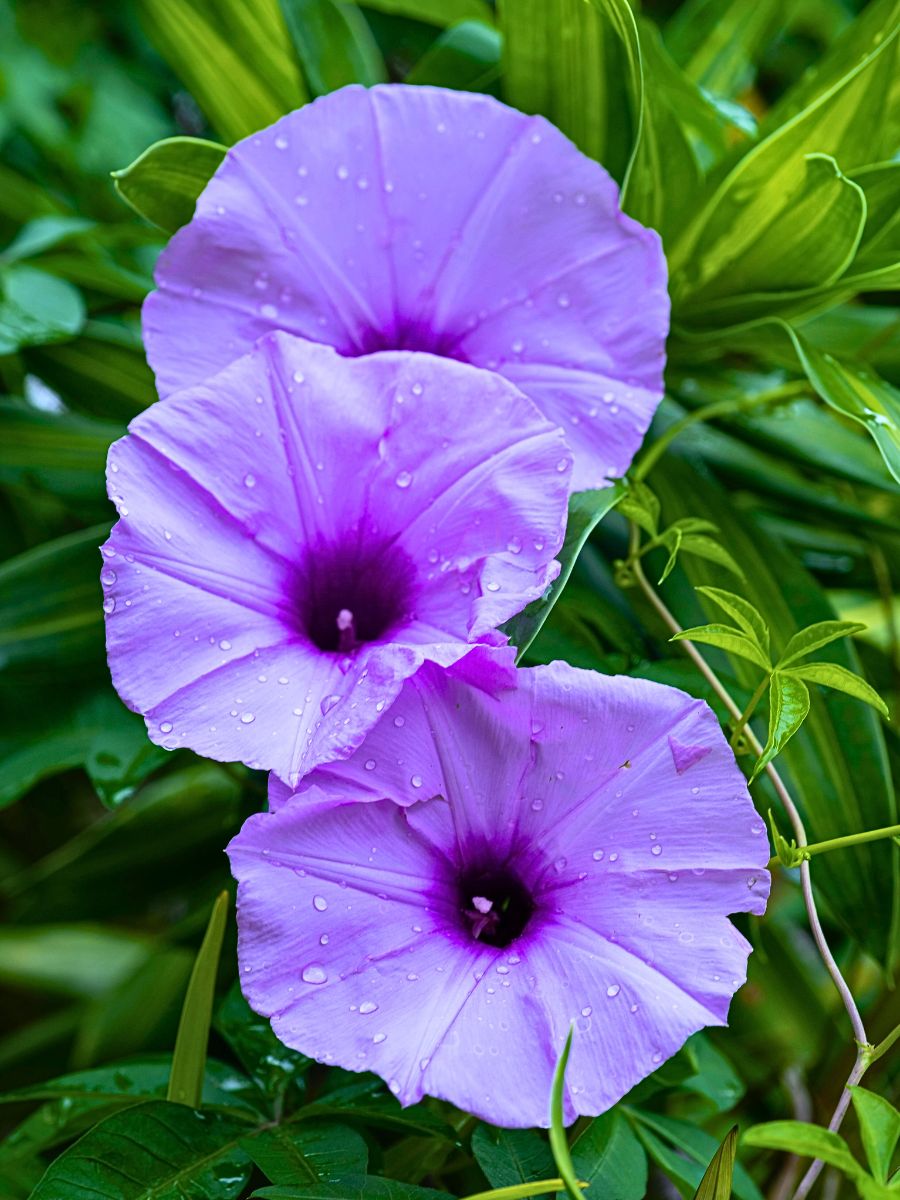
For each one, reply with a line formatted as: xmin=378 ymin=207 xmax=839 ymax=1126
xmin=113 ymin=137 xmax=227 ymax=234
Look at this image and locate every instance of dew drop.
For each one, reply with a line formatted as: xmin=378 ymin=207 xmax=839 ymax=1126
xmin=581 ymin=1005 xmax=592 ymax=1017
xmin=372 ymin=1032 xmax=386 ymax=1044
xmin=321 ymin=694 xmax=341 ymax=715
xmin=607 ymin=984 xmax=620 ymax=998
xmin=411 ymin=774 xmax=423 ymax=789
xmin=365 ymin=759 xmax=377 ymax=771
xmin=359 ymin=1001 xmax=378 ymax=1015
xmin=393 ymin=715 xmax=405 ymax=728
xmin=101 ymin=569 xmax=117 ymax=587
xmin=103 ymin=597 xmax=116 ymax=614
xmin=302 ymin=964 xmax=327 ymax=985
xmin=243 ymin=473 xmax=256 ymax=488
xmin=592 ymin=849 xmax=604 ymax=861
xmin=395 ymin=470 xmax=413 ymax=489
xmin=651 ymin=844 xmax=662 ymax=856
xmin=159 ymin=721 xmax=173 ymax=734
xmin=313 ymin=895 xmax=328 ymax=912
xmin=240 ymin=712 xmax=255 ymax=724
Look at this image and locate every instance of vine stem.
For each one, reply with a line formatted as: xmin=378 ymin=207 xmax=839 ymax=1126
xmin=626 ymin=530 xmax=868 ymax=1199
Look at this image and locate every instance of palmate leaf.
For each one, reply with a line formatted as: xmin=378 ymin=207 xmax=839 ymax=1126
xmin=694 ymin=588 xmax=769 ymax=656
xmin=653 ymin=458 xmax=898 ymax=964
xmin=750 ymin=672 xmax=809 ymax=783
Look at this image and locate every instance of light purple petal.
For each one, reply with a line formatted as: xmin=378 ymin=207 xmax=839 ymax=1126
xmin=245 ymin=659 xmax=769 ymax=1125
xmin=144 ymin=84 xmax=669 ymax=489
xmin=103 ymin=335 xmax=567 ymax=782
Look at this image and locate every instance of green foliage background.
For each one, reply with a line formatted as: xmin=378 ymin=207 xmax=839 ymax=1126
xmin=1 ymin=0 xmax=899 ymax=1196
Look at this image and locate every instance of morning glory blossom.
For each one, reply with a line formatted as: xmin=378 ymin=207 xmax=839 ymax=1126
xmin=144 ymin=84 xmax=669 ymax=491
xmin=101 ymin=334 xmax=570 ymax=784
xmin=230 ymin=651 xmax=769 ymax=1127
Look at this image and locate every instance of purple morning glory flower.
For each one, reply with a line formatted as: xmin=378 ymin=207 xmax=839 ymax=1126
xmin=101 ymin=334 xmax=570 ymax=784
xmin=144 ymin=84 xmax=669 ymax=491
xmin=229 ymin=651 xmax=769 ymax=1128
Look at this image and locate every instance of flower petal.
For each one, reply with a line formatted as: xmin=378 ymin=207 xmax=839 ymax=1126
xmin=144 ymin=84 xmax=668 ymax=489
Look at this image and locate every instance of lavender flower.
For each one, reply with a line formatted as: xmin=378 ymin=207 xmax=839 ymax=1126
xmin=101 ymin=334 xmax=570 ymax=783
xmin=144 ymin=84 xmax=669 ymax=491
xmin=230 ymin=651 xmax=769 ymax=1127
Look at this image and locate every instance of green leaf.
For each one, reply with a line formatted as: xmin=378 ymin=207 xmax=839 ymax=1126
xmin=253 ymin=1181 xmax=454 ymax=1200
xmin=0 ymin=266 xmax=85 ymax=354
xmin=137 ymin=0 xmax=307 ymax=142
xmin=665 ymin=0 xmax=782 ymax=98
xmin=300 ymin=1082 xmax=456 ymax=1141
xmin=658 ymin=527 xmax=683 ymax=585
xmin=280 ymin=0 xmax=387 ymax=95
xmin=786 ymin=327 xmax=900 ymax=486
xmin=244 ymin=1122 xmax=368 ymax=1186
xmin=406 ymin=21 xmax=501 ymax=91
xmin=168 ymin=891 xmax=229 ymax=1107
xmin=112 ymin=137 xmax=226 ymax=233
xmin=359 ymin=0 xmax=493 ymax=24
xmin=0 ymin=401 xmax=122 ymax=505
xmin=619 ymin=479 xmax=660 ymax=538
xmin=564 ymin=1110 xmax=647 ymax=1200
xmin=850 ymin=1086 xmax=900 ymax=1185
xmin=0 ymin=524 xmax=107 ymax=676
xmin=676 ymin=534 xmax=745 ymax=580
xmin=0 ymin=926 xmax=149 ymax=999
xmin=653 ymin=458 xmax=898 ymax=962
xmin=503 ymin=482 xmax=625 ymax=660
xmin=1 ymin=216 xmax=95 ymax=263
xmin=498 ymin=0 xmax=634 ymax=176
xmin=548 ymin=1027 xmax=580 ymax=1200
xmin=783 ymin=663 xmax=889 ymax=718
xmin=692 ymin=1127 xmax=737 ymax=1200
xmin=751 ymin=672 xmax=810 ymax=782
xmin=695 ymin=588 xmax=769 ymax=656
xmin=671 ymin=625 xmax=770 ymax=670
xmin=471 ymin=1125 xmax=555 ymax=1187
xmin=629 ymin=1112 xmax=761 ymax=1200
xmin=742 ymin=1121 xmax=863 ymax=1178
xmin=463 ymin=1185 xmax=567 ymax=1200
xmin=30 ymin=1099 xmax=253 ymax=1199
xmin=673 ymin=154 xmax=867 ymax=329
xmin=778 ymin=619 xmax=867 ymax=667
xmin=215 ymin=982 xmax=310 ymax=1105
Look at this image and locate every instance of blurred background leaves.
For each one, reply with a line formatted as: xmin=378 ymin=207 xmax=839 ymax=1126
xmin=1 ymin=0 xmax=899 ymax=1196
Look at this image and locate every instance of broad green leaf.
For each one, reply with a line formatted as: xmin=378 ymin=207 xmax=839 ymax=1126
xmin=168 ymin=891 xmax=229 ymax=1107
xmin=778 ymin=620 xmax=867 ymax=667
xmin=564 ymin=1110 xmax=647 ymax=1200
xmin=692 ymin=1127 xmax=737 ymax=1200
xmin=498 ymin=0 xmax=633 ymax=175
xmin=670 ymin=16 xmax=898 ymax=321
xmin=674 ymin=155 xmax=867 ymax=329
xmin=137 ymin=0 xmax=307 ymax=142
xmin=471 ymin=1125 xmax=555 ymax=1187
xmin=676 ymin=534 xmax=744 ymax=579
xmin=253 ymin=1180 xmax=454 ymax=1200
xmin=1 ymin=216 xmax=95 ymax=263
xmin=215 ymin=982 xmax=310 ymax=1105
xmin=751 ymin=671 xmax=810 ymax=782
xmin=0 ymin=266 xmax=85 ymax=354
xmin=0 ymin=524 xmax=107 ymax=675
xmin=682 ymin=1035 xmax=746 ymax=1114
xmin=113 ymin=137 xmax=227 ymax=233
xmin=783 ymin=663 xmax=889 ymax=718
xmin=30 ymin=1099 xmax=253 ymax=1199
xmin=695 ymin=587 xmax=769 ymax=656
xmin=548 ymin=1028 xmax=580 ymax=1200
xmin=742 ymin=1121 xmax=862 ymax=1178
xmin=503 ymin=483 xmax=625 ymax=660
xmin=842 ymin=161 xmax=900 ymax=291
xmin=359 ymin=0 xmax=494 ymax=24
xmin=786 ymin=327 xmax=900 ymax=486
xmin=406 ymin=21 xmax=501 ymax=91
xmin=671 ymin=625 xmax=771 ymax=670
xmin=0 ymin=685 xmax=163 ymax=811
xmin=244 ymin=1123 xmax=368 ymax=1185
xmin=280 ymin=0 xmax=387 ymax=95
xmin=654 ymin=458 xmax=898 ymax=962
xmin=850 ymin=1086 xmax=900 ymax=1184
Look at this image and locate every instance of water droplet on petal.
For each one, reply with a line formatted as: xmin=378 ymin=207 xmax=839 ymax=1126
xmin=395 ymin=470 xmax=412 ymax=489
xmin=302 ymin=964 xmax=327 ymax=985
xmin=365 ymin=759 xmax=377 ymax=771
xmin=359 ymin=1001 xmax=378 ymax=1014
xmin=159 ymin=721 xmax=173 ymax=734
xmin=607 ymin=984 xmax=620 ymax=998
xmin=592 ymin=849 xmax=604 ymax=861
xmin=411 ymin=774 xmax=423 ymax=789
xmin=373 ymin=1032 xmax=386 ymax=1044
xmin=313 ymin=896 xmax=328 ymax=912
xmin=240 ymin=712 xmax=255 ymax=724
xmin=243 ymin=473 xmax=256 ymax=488
xmin=321 ymin=694 xmax=341 ymax=715
xmin=103 ymin=597 xmax=116 ymax=614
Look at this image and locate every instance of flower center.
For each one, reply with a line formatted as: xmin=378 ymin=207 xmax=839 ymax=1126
xmin=457 ymin=866 xmax=536 ymax=949
xmin=296 ymin=539 xmax=418 ymax=654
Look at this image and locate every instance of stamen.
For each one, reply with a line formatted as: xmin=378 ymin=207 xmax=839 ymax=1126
xmin=472 ymin=896 xmax=493 ymax=914
xmin=336 ymin=608 xmax=357 ymax=654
